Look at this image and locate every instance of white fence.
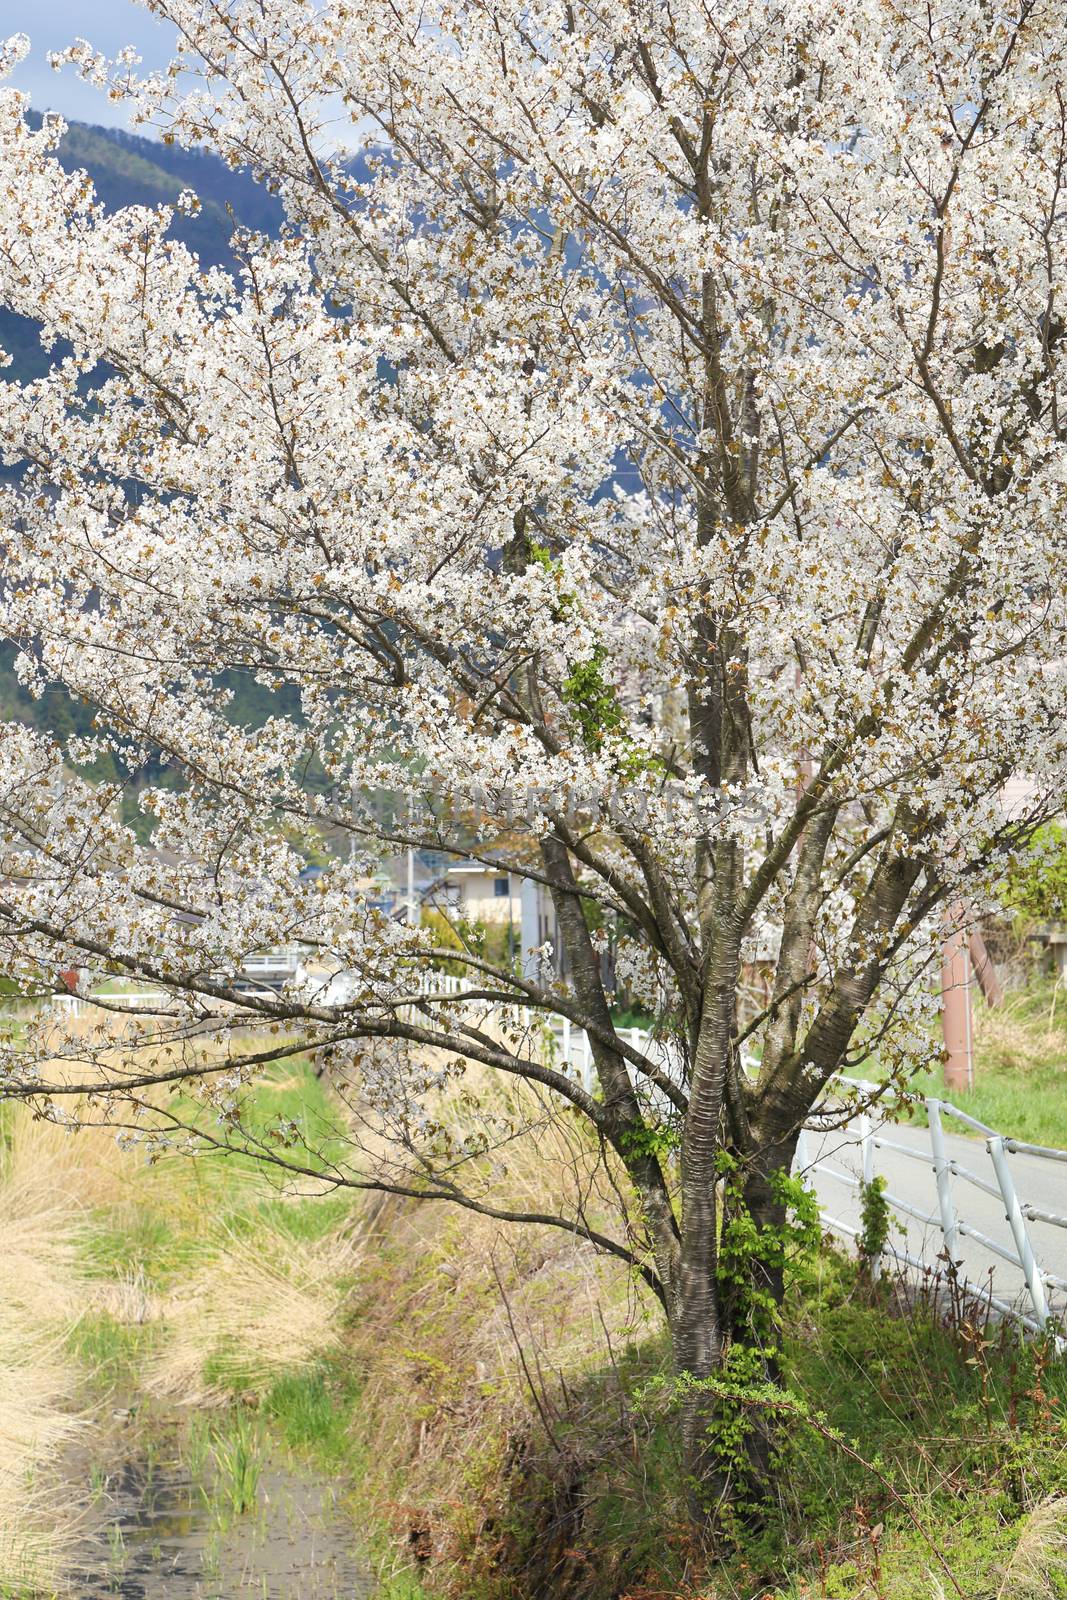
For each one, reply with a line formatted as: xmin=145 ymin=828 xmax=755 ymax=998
xmin=52 ymin=989 xmax=172 ymax=1018
xmin=796 ymin=1086 xmax=1067 ymax=1337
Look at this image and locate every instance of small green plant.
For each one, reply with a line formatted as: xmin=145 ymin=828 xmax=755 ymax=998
xmin=858 ymin=1174 xmax=890 ymax=1282
xmin=105 ymin=1522 xmax=126 ymax=1585
xmin=211 ymin=1408 xmax=262 ymax=1519
xmin=184 ymin=1413 xmax=213 ymax=1483
xmin=707 ymin=1155 xmax=822 ymax=1525
xmin=203 ymin=1529 xmax=222 ymax=1579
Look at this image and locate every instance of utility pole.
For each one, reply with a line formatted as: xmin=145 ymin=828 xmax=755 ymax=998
xmin=941 ymin=903 xmax=974 ymax=1093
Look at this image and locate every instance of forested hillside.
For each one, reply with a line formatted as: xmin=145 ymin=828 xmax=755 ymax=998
xmin=0 ymin=115 xmax=290 ymax=777
xmin=0 ymin=113 xmax=285 ymax=386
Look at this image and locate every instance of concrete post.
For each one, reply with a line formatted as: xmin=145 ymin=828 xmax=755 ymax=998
xmin=941 ymin=904 xmax=974 ymax=1093
xmin=520 ymin=874 xmax=540 ymax=982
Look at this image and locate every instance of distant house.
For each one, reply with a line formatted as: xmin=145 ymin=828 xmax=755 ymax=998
xmin=423 ymin=858 xmax=568 ymax=978
xmin=434 ymin=860 xmax=518 ymax=924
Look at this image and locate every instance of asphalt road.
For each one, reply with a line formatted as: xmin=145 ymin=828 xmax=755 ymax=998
xmin=800 ymin=1113 xmax=1067 ymax=1326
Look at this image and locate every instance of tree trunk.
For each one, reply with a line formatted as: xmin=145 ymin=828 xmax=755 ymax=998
xmin=672 ymin=1262 xmax=726 ymax=1531
xmin=673 ymin=1134 xmax=800 ymax=1541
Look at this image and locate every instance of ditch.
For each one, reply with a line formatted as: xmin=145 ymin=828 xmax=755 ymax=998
xmin=65 ymin=1406 xmax=373 ymax=1600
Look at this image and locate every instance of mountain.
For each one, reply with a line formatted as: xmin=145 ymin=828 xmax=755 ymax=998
xmin=1 ymin=114 xmax=286 ymax=385
xmin=0 ymin=117 xmax=294 ymax=822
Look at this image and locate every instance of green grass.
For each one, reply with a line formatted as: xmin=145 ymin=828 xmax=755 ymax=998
xmin=845 ymin=977 xmax=1067 ymax=1147
xmin=896 ymin=979 xmax=1067 ymax=1147
xmin=263 ymin=1367 xmax=357 ymax=1464
xmin=495 ymin=1248 xmax=1067 ymax=1600
xmin=78 ymin=1057 xmax=360 ymax=1291
xmin=68 ymin=1312 xmax=159 ymax=1389
xmin=767 ymin=1254 xmax=1067 ymax=1597
xmin=84 ymin=1208 xmax=193 ymax=1286
xmin=168 ymin=1053 xmax=355 ymax=1181
xmin=907 ymin=1058 xmax=1067 ymax=1147
xmin=210 ymin=1408 xmax=263 ymax=1520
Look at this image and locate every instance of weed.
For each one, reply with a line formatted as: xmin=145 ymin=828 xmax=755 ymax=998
xmin=264 ymin=1367 xmax=356 ymax=1464
xmin=211 ymin=1408 xmax=263 ymax=1519
xmin=105 ymin=1522 xmax=126 ymax=1580
xmin=183 ymin=1412 xmax=213 ymax=1482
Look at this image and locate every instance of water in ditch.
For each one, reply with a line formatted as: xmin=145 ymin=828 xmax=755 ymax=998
xmin=66 ymin=1413 xmax=375 ymax=1599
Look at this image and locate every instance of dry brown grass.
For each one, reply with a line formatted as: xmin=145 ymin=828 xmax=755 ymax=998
xmin=147 ymin=1221 xmax=359 ymax=1402
xmin=342 ymin=1070 xmax=662 ymax=1580
xmin=973 ymin=979 xmax=1067 ymax=1076
xmin=996 ymin=1496 xmax=1067 ymax=1599
xmin=0 ymin=1113 xmax=90 ymax=1593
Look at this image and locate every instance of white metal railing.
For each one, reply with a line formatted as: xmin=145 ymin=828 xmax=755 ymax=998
xmin=52 ymin=990 xmax=172 ymax=1018
xmin=796 ymin=1082 xmax=1067 ymax=1337
xmin=409 ymin=971 xmax=680 ymax=1099
xmin=421 ymin=979 xmax=1067 ymax=1338
xmin=48 ymin=945 xmax=310 ymax=1019
xmin=240 ymin=945 xmax=305 ymax=974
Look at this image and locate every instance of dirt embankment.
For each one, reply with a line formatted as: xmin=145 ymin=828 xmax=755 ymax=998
xmin=342 ymin=1183 xmax=677 ymax=1600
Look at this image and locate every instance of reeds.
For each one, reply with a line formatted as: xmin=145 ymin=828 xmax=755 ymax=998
xmin=148 ymin=1223 xmax=358 ymax=1402
xmin=0 ymin=1112 xmax=88 ymax=1594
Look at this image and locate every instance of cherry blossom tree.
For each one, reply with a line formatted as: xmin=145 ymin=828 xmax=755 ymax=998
xmin=0 ymin=0 xmax=1066 ymax=1528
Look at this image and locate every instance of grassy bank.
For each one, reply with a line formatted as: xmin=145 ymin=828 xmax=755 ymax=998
xmin=5 ymin=1025 xmax=1067 ymax=1599
xmin=898 ymin=978 xmax=1067 ymax=1146
xmin=333 ymin=1183 xmax=1067 ymax=1600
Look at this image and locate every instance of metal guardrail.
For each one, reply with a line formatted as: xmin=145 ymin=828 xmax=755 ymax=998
xmin=509 ymin=1006 xmax=1067 ymax=1340
xmin=796 ymin=1081 xmax=1067 ymax=1337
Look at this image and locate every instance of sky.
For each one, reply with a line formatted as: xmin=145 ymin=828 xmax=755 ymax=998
xmin=4 ymin=0 xmax=175 ymax=131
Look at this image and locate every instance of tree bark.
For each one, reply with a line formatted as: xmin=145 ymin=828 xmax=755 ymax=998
xmin=673 ymin=1126 xmax=800 ymax=1541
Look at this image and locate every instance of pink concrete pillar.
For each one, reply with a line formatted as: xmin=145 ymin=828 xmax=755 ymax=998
xmin=941 ymin=907 xmax=974 ymax=1093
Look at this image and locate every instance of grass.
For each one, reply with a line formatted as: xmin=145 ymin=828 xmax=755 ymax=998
xmin=432 ymin=1248 xmax=1067 ymax=1600
xmin=68 ymin=1311 xmax=159 ymax=1390
xmin=769 ymin=1258 xmax=1067 ymax=1596
xmin=149 ymin=1219 xmax=356 ymax=1401
xmin=308 ymin=1058 xmax=1067 ymax=1600
xmin=9 ymin=987 xmax=1067 ymax=1600
xmin=210 ymin=1409 xmax=263 ymax=1520
xmin=0 ymin=1118 xmax=88 ymax=1594
xmin=264 ymin=1368 xmax=357 ymax=1464
xmin=0 ymin=1060 xmax=374 ymax=1595
xmin=839 ymin=976 xmax=1067 ymax=1147
xmin=898 ymin=977 xmax=1067 ymax=1146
